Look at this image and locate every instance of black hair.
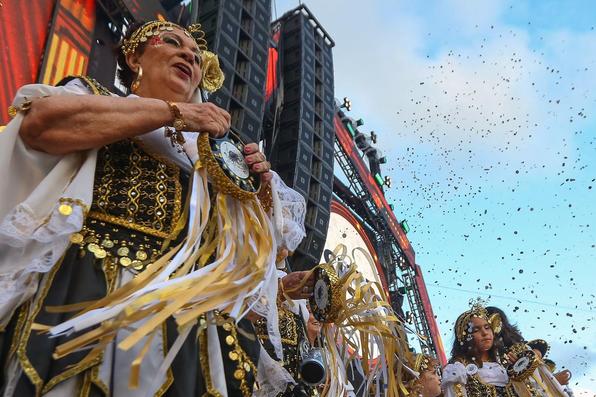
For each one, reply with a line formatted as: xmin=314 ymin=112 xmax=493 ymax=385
xmin=449 ymin=312 xmax=500 ymax=367
xmin=115 ymin=21 xmax=148 ymax=91
xmin=486 ymin=306 xmax=524 ymax=356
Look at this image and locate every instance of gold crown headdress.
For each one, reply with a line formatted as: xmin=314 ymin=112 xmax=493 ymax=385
xmin=413 ymin=353 xmax=435 ymax=373
xmin=121 ymin=21 xmax=223 ymax=93
xmin=121 ymin=21 xmax=208 ymax=55
xmin=455 ymin=298 xmax=502 ymax=343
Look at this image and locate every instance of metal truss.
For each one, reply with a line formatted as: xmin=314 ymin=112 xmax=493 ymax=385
xmin=333 ymin=134 xmax=438 ymax=358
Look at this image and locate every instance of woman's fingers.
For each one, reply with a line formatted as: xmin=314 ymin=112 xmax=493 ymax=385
xmin=244 ymin=152 xmax=265 ymax=165
xmin=242 ymin=144 xmax=272 ymax=176
xmin=244 ymin=143 xmax=258 ymax=154
xmin=178 ymin=102 xmax=230 ymax=136
xmin=282 ymin=271 xmax=315 ymax=299
xmin=260 ymin=171 xmax=273 ymax=183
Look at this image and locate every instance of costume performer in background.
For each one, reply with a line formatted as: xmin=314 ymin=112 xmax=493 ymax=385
xmin=543 ymin=360 xmax=574 ymax=397
xmin=404 ymin=353 xmax=442 ymax=397
xmin=253 ymin=242 xmax=319 ymax=397
xmin=441 ymin=301 xmax=517 ymax=397
xmin=486 ymin=307 xmax=567 ymax=397
xmin=0 ymin=20 xmax=304 ymax=397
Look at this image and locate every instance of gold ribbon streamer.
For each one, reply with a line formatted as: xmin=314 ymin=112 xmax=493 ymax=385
xmin=50 ymin=161 xmax=276 ymax=385
xmin=313 ymin=244 xmax=411 ymax=397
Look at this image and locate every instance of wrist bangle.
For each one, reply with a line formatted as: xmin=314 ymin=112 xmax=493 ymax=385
xmin=163 ymin=101 xmax=186 ymax=152
xmin=278 ymin=279 xmax=286 ymax=303
xmin=165 ymin=101 xmax=186 ymax=131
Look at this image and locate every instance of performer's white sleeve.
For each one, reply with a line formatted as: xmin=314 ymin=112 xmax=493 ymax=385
xmin=0 ymin=80 xmax=96 ymax=327
xmin=442 ymin=362 xmax=468 ymax=397
xmin=269 ymin=171 xmax=306 ymax=252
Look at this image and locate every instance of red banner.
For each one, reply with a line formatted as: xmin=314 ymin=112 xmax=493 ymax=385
xmin=0 ymin=0 xmax=55 ymax=124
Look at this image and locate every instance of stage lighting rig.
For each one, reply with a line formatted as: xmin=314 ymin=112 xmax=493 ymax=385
xmin=370 ymin=130 xmax=378 ymax=144
xmin=340 ymin=97 xmax=352 ymax=111
xmin=384 ymin=176 xmax=392 ymax=188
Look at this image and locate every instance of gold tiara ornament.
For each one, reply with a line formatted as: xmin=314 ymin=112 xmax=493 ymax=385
xmin=414 ymin=353 xmax=434 ymax=373
xmin=187 ymin=23 xmax=208 ymax=50
xmin=122 ymin=21 xmax=208 ymax=55
xmin=200 ymin=50 xmax=225 ymax=93
xmin=121 ymin=21 xmax=223 ymax=93
xmin=455 ymin=299 xmax=499 ymax=343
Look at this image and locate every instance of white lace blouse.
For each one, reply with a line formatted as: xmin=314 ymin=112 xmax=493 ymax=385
xmin=442 ymin=361 xmax=509 ymax=397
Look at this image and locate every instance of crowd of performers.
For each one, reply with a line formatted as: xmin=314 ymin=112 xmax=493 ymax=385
xmin=0 ymin=19 xmax=577 ymax=397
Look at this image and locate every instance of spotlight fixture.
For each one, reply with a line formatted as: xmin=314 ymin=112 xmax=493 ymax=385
xmin=355 ymin=118 xmax=364 ymax=127
xmin=400 ymin=219 xmax=410 ymax=234
xmin=340 ymin=97 xmax=352 ymax=111
xmin=370 ymin=130 xmax=377 ymax=144
xmin=384 ymin=176 xmax=391 ymax=188
xmin=374 ymin=172 xmax=384 ymax=187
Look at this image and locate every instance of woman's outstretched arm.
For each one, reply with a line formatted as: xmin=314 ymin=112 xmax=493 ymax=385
xmin=19 ymin=94 xmax=231 ymax=155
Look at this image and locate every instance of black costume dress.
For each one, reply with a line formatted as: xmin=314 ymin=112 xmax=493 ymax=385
xmin=0 ymin=77 xmax=260 ymax=397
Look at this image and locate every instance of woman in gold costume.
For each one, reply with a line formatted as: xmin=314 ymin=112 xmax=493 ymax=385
xmin=0 ymin=20 xmax=292 ymax=397
xmin=441 ymin=302 xmax=518 ymax=397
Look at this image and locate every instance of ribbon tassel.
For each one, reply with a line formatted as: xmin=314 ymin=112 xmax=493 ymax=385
xmin=49 ymin=168 xmax=276 ymax=386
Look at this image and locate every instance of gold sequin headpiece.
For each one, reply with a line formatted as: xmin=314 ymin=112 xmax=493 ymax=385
xmin=455 ymin=299 xmax=502 ymax=343
xmin=413 ymin=353 xmax=435 ymax=373
xmin=121 ymin=21 xmax=224 ymax=93
xmin=122 ymin=21 xmax=208 ymax=55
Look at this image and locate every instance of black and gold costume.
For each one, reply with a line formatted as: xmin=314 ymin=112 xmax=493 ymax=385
xmin=255 ymin=306 xmax=315 ymax=397
xmin=444 ymin=359 xmax=518 ymax=397
xmin=0 ymin=77 xmax=260 ymax=397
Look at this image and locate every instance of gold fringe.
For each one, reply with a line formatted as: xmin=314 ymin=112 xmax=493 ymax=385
xmin=51 ymin=173 xmax=275 ymax=386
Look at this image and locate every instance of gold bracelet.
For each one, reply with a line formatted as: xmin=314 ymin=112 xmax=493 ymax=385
xmin=163 ymin=101 xmax=186 ymax=152
xmin=164 ymin=101 xmax=186 ymax=131
xmin=8 ymin=99 xmax=33 ymax=118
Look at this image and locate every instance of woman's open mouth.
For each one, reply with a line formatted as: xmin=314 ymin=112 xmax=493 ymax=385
xmin=173 ymin=63 xmax=192 ymax=80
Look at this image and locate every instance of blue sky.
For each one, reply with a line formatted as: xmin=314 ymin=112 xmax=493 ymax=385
xmin=274 ymin=1 xmax=595 ymax=393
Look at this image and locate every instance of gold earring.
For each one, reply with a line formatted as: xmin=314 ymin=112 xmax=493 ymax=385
xmin=131 ymin=66 xmax=143 ymax=93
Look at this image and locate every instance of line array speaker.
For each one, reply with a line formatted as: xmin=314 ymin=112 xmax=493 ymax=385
xmin=269 ymin=6 xmax=335 ymax=270
xmin=198 ymin=0 xmax=271 ymax=143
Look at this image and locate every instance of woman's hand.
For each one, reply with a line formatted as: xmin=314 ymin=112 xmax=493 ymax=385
xmin=532 ymin=348 xmax=543 ymax=359
xmin=176 ymin=102 xmax=230 ymax=138
xmin=506 ymin=352 xmax=518 ymax=365
xmin=281 ymin=271 xmax=314 ymax=300
xmin=554 ymin=370 xmax=571 ymax=385
xmin=243 ymin=143 xmax=272 ymax=183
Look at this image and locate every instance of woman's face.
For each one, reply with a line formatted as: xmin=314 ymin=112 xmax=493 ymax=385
xmin=470 ymin=316 xmax=494 ymax=353
xmin=127 ymin=26 xmax=203 ymax=102
xmin=420 ymin=370 xmax=442 ymax=397
xmin=306 ymin=312 xmax=321 ymax=345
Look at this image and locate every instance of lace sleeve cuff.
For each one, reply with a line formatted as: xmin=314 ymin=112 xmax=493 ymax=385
xmin=442 ymin=362 xmax=468 ymax=386
xmin=269 ymin=171 xmax=306 ymax=252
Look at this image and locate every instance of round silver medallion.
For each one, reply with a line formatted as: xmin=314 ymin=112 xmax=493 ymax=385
xmin=220 ymin=141 xmax=250 ymax=179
